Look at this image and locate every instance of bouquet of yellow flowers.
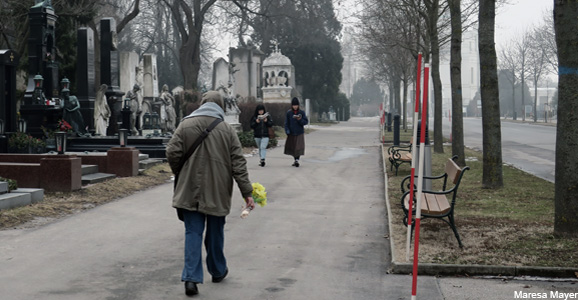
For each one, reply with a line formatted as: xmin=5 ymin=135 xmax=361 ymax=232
xmin=241 ymin=182 xmax=267 ymax=218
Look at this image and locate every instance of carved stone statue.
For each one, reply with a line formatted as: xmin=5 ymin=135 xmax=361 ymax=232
xmin=125 ymin=84 xmax=141 ymax=135
xmin=224 ymin=96 xmax=241 ymax=115
xmin=62 ymin=89 xmax=87 ymax=136
xmin=160 ymin=84 xmax=177 ymax=133
xmin=94 ymin=84 xmax=111 ymax=136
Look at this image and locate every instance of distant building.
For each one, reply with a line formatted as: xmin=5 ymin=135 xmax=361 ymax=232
xmin=439 ymin=29 xmax=481 ymax=116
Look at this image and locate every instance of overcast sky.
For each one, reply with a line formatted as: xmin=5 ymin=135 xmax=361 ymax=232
xmin=495 ymin=0 xmax=553 ymax=49
xmin=216 ymin=1 xmax=554 ymax=58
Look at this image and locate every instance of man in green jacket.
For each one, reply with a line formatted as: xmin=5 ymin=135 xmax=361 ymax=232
xmin=166 ymin=91 xmax=254 ymax=296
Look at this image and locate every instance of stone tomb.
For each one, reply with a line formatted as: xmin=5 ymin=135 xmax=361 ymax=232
xmin=76 ymin=27 xmax=96 ymax=133
xmin=101 ymin=18 xmax=125 ymax=136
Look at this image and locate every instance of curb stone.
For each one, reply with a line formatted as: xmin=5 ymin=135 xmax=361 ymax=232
xmin=381 ymin=144 xmax=578 ymax=279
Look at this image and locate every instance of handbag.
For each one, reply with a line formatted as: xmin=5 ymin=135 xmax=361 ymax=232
xmin=268 ymin=126 xmax=275 ymax=139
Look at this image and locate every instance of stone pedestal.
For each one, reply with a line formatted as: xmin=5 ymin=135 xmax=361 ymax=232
xmin=107 ymin=147 xmax=139 ymax=177
xmin=39 ymin=155 xmax=82 ymax=192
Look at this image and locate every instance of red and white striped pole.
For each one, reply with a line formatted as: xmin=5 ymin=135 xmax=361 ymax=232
xmin=411 ymin=63 xmax=430 ymax=300
xmin=406 ymin=53 xmax=422 ymax=260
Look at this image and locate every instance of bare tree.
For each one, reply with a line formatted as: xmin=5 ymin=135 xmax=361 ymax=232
xmin=554 ymin=0 xmax=578 ymax=237
xmin=498 ymin=42 xmax=518 ymax=119
xmin=478 ymin=0 xmax=503 ymax=189
xmin=527 ymin=25 xmax=549 ymax=123
xmin=513 ymin=32 xmax=531 ymax=121
xmin=537 ymin=9 xmax=558 ymax=74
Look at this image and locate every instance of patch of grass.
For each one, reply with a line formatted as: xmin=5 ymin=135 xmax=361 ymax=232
xmin=386 ymin=145 xmax=578 ymax=268
xmin=0 ymin=164 xmax=173 ymax=230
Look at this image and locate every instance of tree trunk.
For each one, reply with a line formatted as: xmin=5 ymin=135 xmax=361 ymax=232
xmin=426 ymin=0 xmax=444 ymax=153
xmin=431 ymin=36 xmax=444 ymax=153
xmin=478 ymin=0 xmax=503 ymax=189
xmin=402 ymin=79 xmax=408 ymax=130
xmin=554 ymin=0 xmax=578 ymax=237
xmin=521 ymin=70 xmax=526 ymax=121
xmin=179 ymin=35 xmax=201 ymax=90
xmin=512 ymin=73 xmax=516 ymax=120
xmin=533 ymin=82 xmax=538 ymax=122
xmin=449 ymin=0 xmax=465 ymax=166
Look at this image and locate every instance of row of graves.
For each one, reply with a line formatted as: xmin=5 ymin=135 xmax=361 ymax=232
xmin=0 ymin=1 xmax=166 ymax=195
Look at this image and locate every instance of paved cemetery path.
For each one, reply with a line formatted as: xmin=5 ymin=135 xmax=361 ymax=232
xmin=0 ymin=117 xmax=576 ymax=300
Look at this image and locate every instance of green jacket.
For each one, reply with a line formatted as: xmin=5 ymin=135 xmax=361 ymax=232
xmin=166 ymin=114 xmax=252 ymax=217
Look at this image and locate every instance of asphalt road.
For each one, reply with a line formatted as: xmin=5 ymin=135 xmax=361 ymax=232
xmin=440 ymin=117 xmax=556 ymax=182
xmin=0 ymin=117 xmax=575 ymax=300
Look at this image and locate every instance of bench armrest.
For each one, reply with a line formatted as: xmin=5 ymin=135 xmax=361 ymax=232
xmin=387 ymin=144 xmax=412 ymax=155
xmin=400 ymin=173 xmax=448 ymax=193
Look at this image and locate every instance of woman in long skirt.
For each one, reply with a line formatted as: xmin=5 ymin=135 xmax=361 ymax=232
xmin=284 ymin=97 xmax=309 ymax=167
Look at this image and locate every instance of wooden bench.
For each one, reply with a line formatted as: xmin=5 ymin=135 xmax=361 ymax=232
xmin=387 ymin=141 xmax=412 ymax=175
xmin=400 ymin=156 xmax=469 ymax=248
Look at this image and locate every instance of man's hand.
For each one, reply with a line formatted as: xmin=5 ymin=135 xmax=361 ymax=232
xmin=245 ymin=196 xmax=255 ymax=210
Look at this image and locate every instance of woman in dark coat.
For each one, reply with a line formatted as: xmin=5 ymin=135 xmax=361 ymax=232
xmin=250 ymin=104 xmax=274 ymax=167
xmin=284 ymin=97 xmax=309 ymax=167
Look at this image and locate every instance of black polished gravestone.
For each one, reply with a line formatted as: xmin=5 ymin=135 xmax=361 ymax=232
xmin=0 ymin=50 xmax=19 ymax=153
xmin=23 ymin=0 xmax=59 ymax=104
xmin=19 ymin=0 xmax=62 ymax=138
xmin=100 ymin=18 xmax=125 ymax=136
xmin=0 ymin=50 xmax=19 ymax=134
xmin=76 ymin=27 xmax=96 ymax=133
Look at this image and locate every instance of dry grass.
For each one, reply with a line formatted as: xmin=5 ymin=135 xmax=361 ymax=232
xmin=0 ymin=164 xmax=173 ymax=230
xmin=386 ymin=144 xmax=578 ymax=268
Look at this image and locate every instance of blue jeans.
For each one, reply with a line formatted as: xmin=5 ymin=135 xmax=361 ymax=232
xmin=254 ymin=137 xmax=269 ymax=160
xmin=181 ymin=210 xmax=227 ymax=283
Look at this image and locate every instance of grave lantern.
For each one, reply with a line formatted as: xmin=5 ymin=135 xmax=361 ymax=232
xmin=34 ymin=74 xmax=44 ymax=89
xmin=123 ymin=98 xmax=131 ymax=110
xmin=152 ymin=112 xmax=160 ymax=129
xmin=119 ymin=128 xmax=128 ymax=147
xmin=61 ymin=77 xmax=70 ymax=90
xmin=18 ymin=119 xmax=27 ymax=133
xmin=143 ymin=112 xmax=151 ymax=130
xmin=54 ymin=131 xmax=67 ymax=154
xmin=0 ymin=119 xmax=4 ymax=135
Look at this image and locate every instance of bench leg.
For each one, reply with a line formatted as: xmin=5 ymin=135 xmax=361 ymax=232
xmin=447 ymin=214 xmax=463 ymax=248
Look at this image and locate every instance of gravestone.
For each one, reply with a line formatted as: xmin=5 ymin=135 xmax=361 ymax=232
xmin=229 ymin=45 xmax=266 ymax=100
xmin=100 ymin=18 xmax=125 ymax=136
xmin=0 ymin=50 xmax=19 ymax=133
xmin=212 ymin=58 xmax=230 ymax=91
xmin=142 ymin=54 xmax=158 ymax=131
xmin=0 ymin=50 xmax=19 ymax=153
xmin=76 ymin=27 xmax=96 ymax=133
xmin=24 ymin=0 xmax=59 ymax=103
xmin=120 ymin=51 xmax=139 ymax=95
xmin=142 ymin=54 xmax=159 ymax=100
xmin=19 ymin=0 xmax=62 ymax=138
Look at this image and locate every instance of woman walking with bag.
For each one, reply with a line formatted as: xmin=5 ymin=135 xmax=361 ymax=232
xmin=284 ymin=97 xmax=309 ymax=167
xmin=250 ymin=104 xmax=274 ymax=167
